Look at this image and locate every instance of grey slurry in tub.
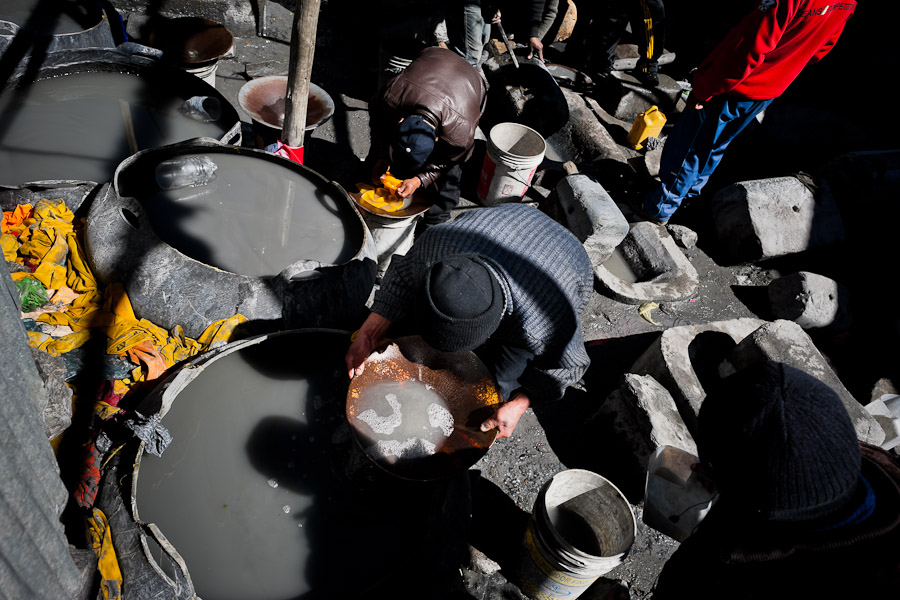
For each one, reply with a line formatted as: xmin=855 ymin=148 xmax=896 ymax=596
xmin=0 ymin=72 xmax=227 ymax=184
xmin=133 ymin=332 xmax=460 ymax=599
xmin=135 ymin=343 xmax=323 ymax=600
xmin=142 ymin=153 xmax=358 ymax=277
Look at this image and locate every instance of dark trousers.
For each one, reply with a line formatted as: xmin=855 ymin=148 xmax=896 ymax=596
xmin=423 ymin=163 xmax=463 ymax=228
xmin=475 ymin=340 xmax=534 ymax=402
xmin=565 ymin=0 xmax=666 ymax=74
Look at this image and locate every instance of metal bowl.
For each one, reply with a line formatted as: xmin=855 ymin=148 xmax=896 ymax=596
xmin=347 ymin=336 xmax=500 ymax=480
xmin=238 ymin=75 xmax=334 ymax=132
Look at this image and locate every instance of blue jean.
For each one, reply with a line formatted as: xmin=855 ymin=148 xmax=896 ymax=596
xmin=448 ymin=3 xmax=491 ymax=66
xmin=644 ymin=96 xmax=774 ymax=222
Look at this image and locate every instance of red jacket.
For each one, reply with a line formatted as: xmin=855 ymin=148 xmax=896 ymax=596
xmin=692 ymin=0 xmax=856 ymax=102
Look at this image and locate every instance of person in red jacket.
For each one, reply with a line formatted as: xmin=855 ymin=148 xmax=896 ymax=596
xmin=642 ymin=0 xmax=856 ymax=224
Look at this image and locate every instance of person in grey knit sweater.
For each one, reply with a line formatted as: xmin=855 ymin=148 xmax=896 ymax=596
xmin=345 ymin=204 xmax=593 ymax=438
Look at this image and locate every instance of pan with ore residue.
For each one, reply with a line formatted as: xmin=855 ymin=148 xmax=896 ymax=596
xmin=347 ymin=336 xmax=500 ymax=480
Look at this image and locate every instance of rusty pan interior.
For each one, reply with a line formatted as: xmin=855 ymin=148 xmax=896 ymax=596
xmin=347 ymin=336 xmax=500 ymax=480
xmin=238 ymin=75 xmax=334 ymax=131
xmin=147 ymin=16 xmax=233 ymax=64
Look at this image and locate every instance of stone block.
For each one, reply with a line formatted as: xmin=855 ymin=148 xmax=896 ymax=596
xmin=768 ymin=271 xmax=851 ymax=330
xmin=556 ymin=174 xmax=629 ymax=267
xmin=865 ymin=395 xmax=900 ymax=451
xmin=599 ymin=374 xmax=697 ymax=470
xmin=544 ymin=88 xmax=627 ymax=165
xmin=630 ymin=318 xmax=766 ymax=435
xmin=725 ymin=320 xmax=885 ymax=446
xmin=711 ymin=176 xmax=845 ymax=263
xmin=666 ymin=224 xmax=697 ymax=249
xmin=594 ymin=222 xmax=699 ymax=305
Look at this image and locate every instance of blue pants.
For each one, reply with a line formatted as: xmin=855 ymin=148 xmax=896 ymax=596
xmin=644 ymin=96 xmax=774 ymax=222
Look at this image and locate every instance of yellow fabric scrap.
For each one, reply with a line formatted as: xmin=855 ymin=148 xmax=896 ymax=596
xmin=195 ymin=314 xmax=249 ymax=348
xmin=32 ymin=199 xmax=74 ymax=232
xmin=27 ymin=330 xmax=92 ymax=357
xmin=1 ymin=233 xmax=19 ymax=262
xmin=639 ymin=302 xmax=662 ymax=326
xmin=89 ymin=508 xmax=123 ymax=600
xmin=94 ymin=401 xmax=123 ymax=420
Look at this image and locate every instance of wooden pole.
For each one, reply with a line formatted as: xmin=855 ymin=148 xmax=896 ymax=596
xmin=281 ymin=0 xmax=322 ymax=152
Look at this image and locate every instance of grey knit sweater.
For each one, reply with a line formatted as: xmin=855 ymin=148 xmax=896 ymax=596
xmin=371 ymin=204 xmax=593 ymax=403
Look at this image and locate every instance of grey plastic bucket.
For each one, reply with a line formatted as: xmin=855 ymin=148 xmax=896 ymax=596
xmin=520 ymin=469 xmax=636 ymax=600
xmin=477 ymin=123 xmax=546 ymax=206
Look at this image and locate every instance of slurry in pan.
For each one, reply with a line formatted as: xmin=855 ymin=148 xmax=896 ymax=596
xmin=355 ymin=380 xmax=455 ymax=463
xmin=0 ymin=71 xmax=227 ymax=184
xmin=140 ymin=153 xmax=358 ymax=277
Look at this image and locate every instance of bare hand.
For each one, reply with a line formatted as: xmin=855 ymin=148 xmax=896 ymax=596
xmin=345 ymin=313 xmax=393 ymax=378
xmin=686 ymin=92 xmax=704 ymax=110
xmin=396 ymin=176 xmax=422 ymax=198
xmin=527 ymin=37 xmax=544 ymax=62
xmin=480 ymin=392 xmax=530 ymax=439
xmin=346 ymin=334 xmax=375 ymax=379
xmin=491 ymin=9 xmax=502 ymax=24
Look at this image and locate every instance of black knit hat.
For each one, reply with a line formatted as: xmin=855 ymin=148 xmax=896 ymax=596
xmin=416 ymin=256 xmax=504 ymax=353
xmin=698 ymin=361 xmax=861 ymax=522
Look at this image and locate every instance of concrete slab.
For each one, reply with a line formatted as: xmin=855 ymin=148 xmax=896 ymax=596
xmin=725 ymin=319 xmax=885 ymax=446
xmin=768 ymin=271 xmax=851 ymax=330
xmin=556 ymin=173 xmax=629 ymax=267
xmin=595 ymin=222 xmax=699 ymax=305
xmin=710 ymin=176 xmax=845 ymax=263
xmin=629 ymin=318 xmax=766 ymax=434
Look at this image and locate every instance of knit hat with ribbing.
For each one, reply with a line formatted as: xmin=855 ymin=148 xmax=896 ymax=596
xmin=416 ymin=256 xmax=503 ymax=353
xmin=698 ymin=361 xmax=861 ymax=522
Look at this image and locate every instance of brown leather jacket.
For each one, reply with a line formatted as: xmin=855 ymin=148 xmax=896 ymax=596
xmin=369 ymin=47 xmax=487 ymax=188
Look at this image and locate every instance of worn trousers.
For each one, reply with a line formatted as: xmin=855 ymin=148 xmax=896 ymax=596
xmin=564 ymin=0 xmax=665 ymax=73
xmin=643 ymin=95 xmax=774 ymax=222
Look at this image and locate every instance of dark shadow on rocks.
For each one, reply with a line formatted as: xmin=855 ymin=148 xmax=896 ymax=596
xmin=730 ymin=285 xmax=773 ymax=321
xmin=469 ymin=470 xmax=531 ymax=577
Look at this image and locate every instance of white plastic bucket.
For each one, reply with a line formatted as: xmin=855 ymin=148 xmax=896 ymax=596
xmin=520 ymin=469 xmax=636 ymax=600
xmin=643 ymin=446 xmax=716 ymax=542
xmin=477 ymin=123 xmax=546 ymax=206
xmin=184 ymin=61 xmax=218 ymax=88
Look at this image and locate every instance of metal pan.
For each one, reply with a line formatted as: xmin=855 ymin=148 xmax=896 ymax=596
xmin=346 ymin=336 xmax=500 ymax=480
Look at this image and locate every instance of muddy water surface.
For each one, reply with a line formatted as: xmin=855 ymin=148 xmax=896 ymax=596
xmin=140 ymin=153 xmax=358 ymax=277
xmin=0 ymin=71 xmax=228 ymax=184
xmin=134 ymin=332 xmax=461 ymax=599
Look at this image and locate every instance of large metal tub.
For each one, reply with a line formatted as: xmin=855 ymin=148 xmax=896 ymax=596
xmin=84 ymin=139 xmax=377 ymax=337
xmin=0 ymin=45 xmax=242 ymax=188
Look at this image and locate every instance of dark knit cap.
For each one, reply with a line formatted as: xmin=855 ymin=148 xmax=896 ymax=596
xmin=698 ymin=361 xmax=861 ymax=522
xmin=416 ymin=256 xmax=504 ymax=353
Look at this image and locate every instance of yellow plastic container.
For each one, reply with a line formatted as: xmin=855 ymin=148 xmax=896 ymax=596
xmin=627 ymin=105 xmax=666 ymax=150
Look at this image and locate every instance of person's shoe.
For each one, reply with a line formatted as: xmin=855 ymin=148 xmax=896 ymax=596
xmin=628 ymin=194 xmax=669 ymax=225
xmin=633 ymin=59 xmax=659 ymax=87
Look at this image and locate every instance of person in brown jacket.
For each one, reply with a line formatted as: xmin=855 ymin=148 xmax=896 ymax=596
xmin=367 ymin=46 xmax=487 ymax=228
